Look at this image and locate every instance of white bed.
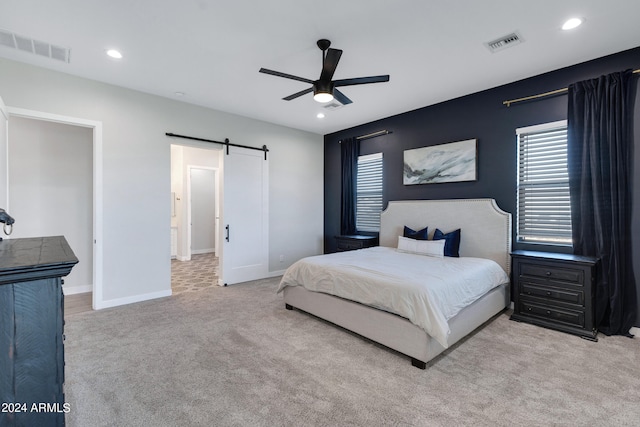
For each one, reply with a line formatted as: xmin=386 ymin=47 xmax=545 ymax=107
xmin=279 ymin=199 xmax=512 ymax=369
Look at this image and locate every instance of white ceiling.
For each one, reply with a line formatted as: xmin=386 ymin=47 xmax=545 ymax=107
xmin=1 ymin=1 xmax=639 ymax=135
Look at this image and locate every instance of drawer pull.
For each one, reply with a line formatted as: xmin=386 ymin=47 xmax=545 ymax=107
xmin=546 ymin=310 xmax=551 ymax=315
xmin=546 ymin=291 xmax=552 ymax=296
xmin=546 ymin=271 xmax=552 ymax=276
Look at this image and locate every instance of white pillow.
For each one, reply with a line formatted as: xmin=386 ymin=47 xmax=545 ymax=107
xmin=397 ymin=236 xmax=445 ymax=257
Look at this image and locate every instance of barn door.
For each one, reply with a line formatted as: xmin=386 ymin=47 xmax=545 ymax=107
xmin=219 ymin=145 xmax=268 ymax=285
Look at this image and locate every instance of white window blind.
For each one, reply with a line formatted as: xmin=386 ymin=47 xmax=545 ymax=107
xmin=356 ymin=152 xmax=383 ymax=232
xmin=516 ymin=120 xmax=572 ymax=245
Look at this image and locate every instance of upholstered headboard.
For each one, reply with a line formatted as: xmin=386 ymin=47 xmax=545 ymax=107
xmin=380 ymin=199 xmax=512 ymax=273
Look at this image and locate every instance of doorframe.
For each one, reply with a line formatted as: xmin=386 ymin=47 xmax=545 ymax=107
xmin=186 ymin=165 xmax=219 ymax=261
xmin=0 ymin=97 xmax=8 ymax=208
xmin=5 ymin=107 xmax=104 ymax=310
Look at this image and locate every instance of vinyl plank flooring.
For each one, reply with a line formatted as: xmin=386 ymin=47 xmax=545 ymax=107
xmin=64 ymin=292 xmax=92 ymax=316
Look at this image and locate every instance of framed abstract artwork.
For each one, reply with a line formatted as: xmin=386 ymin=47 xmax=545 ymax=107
xmin=403 ymin=139 xmax=477 ymax=185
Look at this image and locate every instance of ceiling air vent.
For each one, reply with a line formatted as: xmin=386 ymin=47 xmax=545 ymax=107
xmin=322 ymin=101 xmax=344 ymax=110
xmin=485 ymin=32 xmax=524 ymax=53
xmin=0 ymin=28 xmax=71 ymax=63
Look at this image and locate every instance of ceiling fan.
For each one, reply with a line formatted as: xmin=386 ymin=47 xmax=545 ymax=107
xmin=259 ymin=39 xmax=390 ymax=105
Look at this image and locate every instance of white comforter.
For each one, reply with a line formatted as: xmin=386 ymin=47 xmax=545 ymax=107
xmin=277 ymin=246 xmax=509 ymax=348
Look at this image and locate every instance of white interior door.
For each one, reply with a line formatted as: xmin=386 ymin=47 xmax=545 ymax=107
xmin=220 ymin=145 xmax=268 ymax=285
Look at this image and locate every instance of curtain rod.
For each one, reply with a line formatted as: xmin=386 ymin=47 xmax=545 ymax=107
xmin=340 ymin=129 xmax=391 ymax=143
xmin=166 ymin=132 xmax=269 ymax=160
xmin=503 ymin=68 xmax=640 ymax=107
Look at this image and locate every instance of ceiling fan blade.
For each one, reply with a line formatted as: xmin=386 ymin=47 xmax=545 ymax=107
xmin=319 ymin=48 xmax=343 ymax=81
xmin=259 ymin=68 xmax=314 ymax=84
xmin=333 ymin=89 xmax=353 ymax=105
xmin=283 ymin=87 xmax=313 ymax=101
xmin=334 ymin=75 xmax=390 ymax=87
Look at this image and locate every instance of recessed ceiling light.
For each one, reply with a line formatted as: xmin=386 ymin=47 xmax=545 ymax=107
xmin=317 ymin=113 xmax=325 ymax=119
xmin=106 ymin=49 xmax=123 ymax=59
xmin=562 ymin=18 xmax=583 ymax=31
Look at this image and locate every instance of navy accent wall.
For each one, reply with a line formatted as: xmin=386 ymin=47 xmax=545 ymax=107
xmin=324 ymin=46 xmax=640 ymax=326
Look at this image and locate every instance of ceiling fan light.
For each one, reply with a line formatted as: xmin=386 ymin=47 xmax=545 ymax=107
xmin=313 ymin=92 xmax=334 ymax=103
xmin=313 ymin=81 xmax=334 ymax=103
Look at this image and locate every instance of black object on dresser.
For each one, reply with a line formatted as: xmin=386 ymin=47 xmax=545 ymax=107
xmin=0 ymin=236 xmax=78 ymax=427
xmin=510 ymin=250 xmax=598 ymax=341
xmin=334 ymin=235 xmax=378 ymax=252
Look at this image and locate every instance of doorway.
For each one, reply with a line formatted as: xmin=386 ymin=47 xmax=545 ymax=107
xmin=170 ymin=144 xmax=221 ymax=294
xmin=169 ymin=139 xmax=269 ymax=290
xmin=4 ymin=107 xmax=103 ymax=310
xmin=187 ymin=166 xmax=219 ymax=258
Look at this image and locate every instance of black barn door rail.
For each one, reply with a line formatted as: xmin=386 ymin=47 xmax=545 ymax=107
xmin=166 ymin=132 xmax=269 ymax=160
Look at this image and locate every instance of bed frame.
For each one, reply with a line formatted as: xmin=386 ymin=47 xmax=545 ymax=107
xmin=283 ymin=199 xmax=512 ymax=369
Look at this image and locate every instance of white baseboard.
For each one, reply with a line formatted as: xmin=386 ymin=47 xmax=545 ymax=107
xmin=268 ymin=269 xmax=286 ymax=278
xmin=63 ymin=285 xmax=92 ymax=295
xmin=176 ymin=255 xmax=190 ymax=261
xmin=94 ymin=289 xmax=172 ymax=310
xmin=192 ymin=248 xmax=215 ymax=255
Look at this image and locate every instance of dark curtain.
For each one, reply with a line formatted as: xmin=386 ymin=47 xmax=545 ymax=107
xmin=567 ymin=69 xmax=637 ymax=337
xmin=340 ymin=137 xmax=359 ymax=235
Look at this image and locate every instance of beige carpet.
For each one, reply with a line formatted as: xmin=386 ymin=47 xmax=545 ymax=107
xmin=64 ymin=277 xmax=640 ymax=426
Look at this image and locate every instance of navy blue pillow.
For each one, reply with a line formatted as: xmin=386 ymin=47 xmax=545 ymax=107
xmin=433 ymin=228 xmax=461 ymax=257
xmin=403 ymin=226 xmax=429 ymax=240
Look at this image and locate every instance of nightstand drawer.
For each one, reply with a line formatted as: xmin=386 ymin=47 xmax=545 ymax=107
xmin=337 ymin=240 xmax=365 ymax=251
xmin=520 ymin=282 xmax=584 ymax=305
xmin=519 ymin=300 xmax=584 ymax=328
xmin=520 ymin=263 xmax=584 ymax=284
xmin=334 ymin=235 xmax=378 ymax=252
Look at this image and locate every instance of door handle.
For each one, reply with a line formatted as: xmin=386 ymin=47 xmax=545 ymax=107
xmin=225 ymin=224 xmax=230 ymax=242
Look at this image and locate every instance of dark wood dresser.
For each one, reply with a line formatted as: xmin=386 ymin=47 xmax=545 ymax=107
xmin=335 ymin=235 xmax=378 ymax=252
xmin=0 ymin=236 xmax=78 ymax=427
xmin=510 ymin=250 xmax=598 ymax=341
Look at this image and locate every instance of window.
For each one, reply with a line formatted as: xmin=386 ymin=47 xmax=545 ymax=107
xmin=356 ymin=152 xmax=383 ymax=232
xmin=516 ymin=120 xmax=572 ymax=245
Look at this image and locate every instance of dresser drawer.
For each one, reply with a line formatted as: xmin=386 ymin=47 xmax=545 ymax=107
xmin=519 ymin=300 xmax=585 ymax=328
xmin=519 ymin=262 xmax=584 ymax=284
xmin=520 ymin=282 xmax=584 ymax=305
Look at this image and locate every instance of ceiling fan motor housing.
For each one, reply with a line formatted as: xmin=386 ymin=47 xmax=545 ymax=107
xmin=314 ymin=80 xmax=334 ymax=97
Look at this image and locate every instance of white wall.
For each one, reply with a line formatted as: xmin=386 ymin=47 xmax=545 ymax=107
xmin=0 ymin=57 xmax=323 ymax=307
xmin=8 ymin=117 xmax=93 ymax=293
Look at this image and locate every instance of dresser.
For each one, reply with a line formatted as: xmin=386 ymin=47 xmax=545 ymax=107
xmin=510 ymin=250 xmax=598 ymax=341
xmin=0 ymin=236 xmax=78 ymax=427
xmin=334 ymin=235 xmax=378 ymax=252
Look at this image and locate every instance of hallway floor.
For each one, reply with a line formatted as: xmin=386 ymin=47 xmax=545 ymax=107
xmin=171 ymin=252 xmax=219 ymax=294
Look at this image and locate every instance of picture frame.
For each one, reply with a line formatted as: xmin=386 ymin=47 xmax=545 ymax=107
xmin=403 ymin=139 xmax=477 ymax=185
